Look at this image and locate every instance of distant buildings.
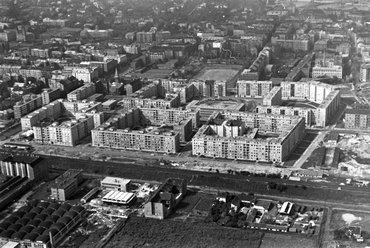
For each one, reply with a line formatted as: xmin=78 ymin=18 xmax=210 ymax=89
xmin=144 ymin=178 xmax=187 ymax=219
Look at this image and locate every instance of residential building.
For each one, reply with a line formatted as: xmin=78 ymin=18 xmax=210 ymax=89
xmin=344 ymin=109 xmax=370 ymax=130
xmin=186 ymin=99 xmax=246 ymax=121
xmin=67 ymin=83 xmax=96 ymax=101
xmin=192 ymin=80 xmax=227 ymax=98
xmin=237 ymin=80 xmax=272 ymax=98
xmin=192 ymin=111 xmax=305 ymax=162
xmin=14 ymin=95 xmax=43 ymax=119
xmin=33 ymin=116 xmax=94 ymax=146
xmin=41 ymin=88 xmax=61 ymax=105
xmin=262 ymin=86 xmax=282 ymax=106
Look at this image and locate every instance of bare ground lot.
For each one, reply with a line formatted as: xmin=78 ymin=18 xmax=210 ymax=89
xmin=105 ymin=215 xmax=263 ymax=248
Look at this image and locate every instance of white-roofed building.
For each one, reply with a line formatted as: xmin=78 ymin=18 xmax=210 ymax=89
xmin=102 ymin=191 xmax=136 ymax=205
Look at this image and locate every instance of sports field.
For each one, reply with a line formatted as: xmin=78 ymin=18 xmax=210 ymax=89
xmin=195 ymin=68 xmax=240 ymax=82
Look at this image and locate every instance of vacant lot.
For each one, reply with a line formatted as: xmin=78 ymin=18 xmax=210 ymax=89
xmin=106 ymin=216 xmax=263 ymax=248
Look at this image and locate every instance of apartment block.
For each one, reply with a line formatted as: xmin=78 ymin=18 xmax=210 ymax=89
xmin=345 ymin=109 xmax=370 ymax=129
xmin=191 ymin=80 xmax=227 ymax=98
xmin=316 ymin=90 xmax=341 ymax=127
xmin=72 ymin=66 xmax=100 ymax=83
xmin=186 ymin=99 xmax=246 ymax=121
xmin=262 ymin=86 xmax=282 ymax=106
xmin=41 ymin=88 xmax=61 ymax=105
xmin=14 ymin=95 xmax=43 ymax=119
xmin=120 ymin=93 xmax=180 ymax=111
xmin=33 ymin=116 xmax=94 ymax=146
xmin=312 ymin=65 xmax=342 ymax=79
xmin=67 ymin=83 xmax=96 ymax=101
xmin=192 ymin=111 xmax=305 ymax=162
xmin=256 ymin=106 xmax=313 ymax=127
xmin=140 ymin=107 xmax=200 ymax=129
xmin=281 ymin=81 xmax=334 ymax=103
xmin=237 ymin=80 xmax=272 ymax=98
xmin=21 ymin=100 xmax=63 ymax=131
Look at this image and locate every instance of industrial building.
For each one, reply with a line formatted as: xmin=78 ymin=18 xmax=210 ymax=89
xmin=0 ymin=154 xmax=46 ymax=181
xmin=144 ymin=178 xmax=187 ymax=219
xmin=49 ymin=169 xmax=83 ymax=201
xmin=101 ymin=191 xmax=136 ymax=206
xmin=101 ymin=177 xmax=131 ymax=192
xmin=192 ymin=111 xmax=305 ymax=162
xmin=0 ymin=201 xmax=86 ymax=248
xmin=236 ymin=80 xmax=273 ymax=98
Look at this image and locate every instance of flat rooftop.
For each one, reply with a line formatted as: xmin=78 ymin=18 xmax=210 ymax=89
xmin=101 ymin=177 xmax=131 ymax=185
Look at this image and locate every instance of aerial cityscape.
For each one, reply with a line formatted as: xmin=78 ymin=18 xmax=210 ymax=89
xmin=0 ymin=0 xmax=369 ymax=247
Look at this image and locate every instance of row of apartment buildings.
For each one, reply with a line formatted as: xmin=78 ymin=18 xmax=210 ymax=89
xmin=192 ymin=111 xmax=306 ymax=163
xmin=91 ymin=107 xmax=200 ymax=153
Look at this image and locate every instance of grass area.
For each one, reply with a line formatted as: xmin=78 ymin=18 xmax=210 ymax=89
xmin=105 ymin=215 xmax=263 ymax=248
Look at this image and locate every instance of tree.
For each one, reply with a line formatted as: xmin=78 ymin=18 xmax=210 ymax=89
xmin=268 ymin=182 xmax=277 ymax=189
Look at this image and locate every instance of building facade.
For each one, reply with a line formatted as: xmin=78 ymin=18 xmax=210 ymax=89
xmin=237 ymin=80 xmax=273 ymax=98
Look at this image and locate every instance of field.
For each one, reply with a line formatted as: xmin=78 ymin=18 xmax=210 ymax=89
xmin=105 ymin=215 xmax=263 ymax=248
xmin=195 ymin=68 xmax=240 ymax=82
xmin=260 ymin=233 xmax=318 ymax=248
